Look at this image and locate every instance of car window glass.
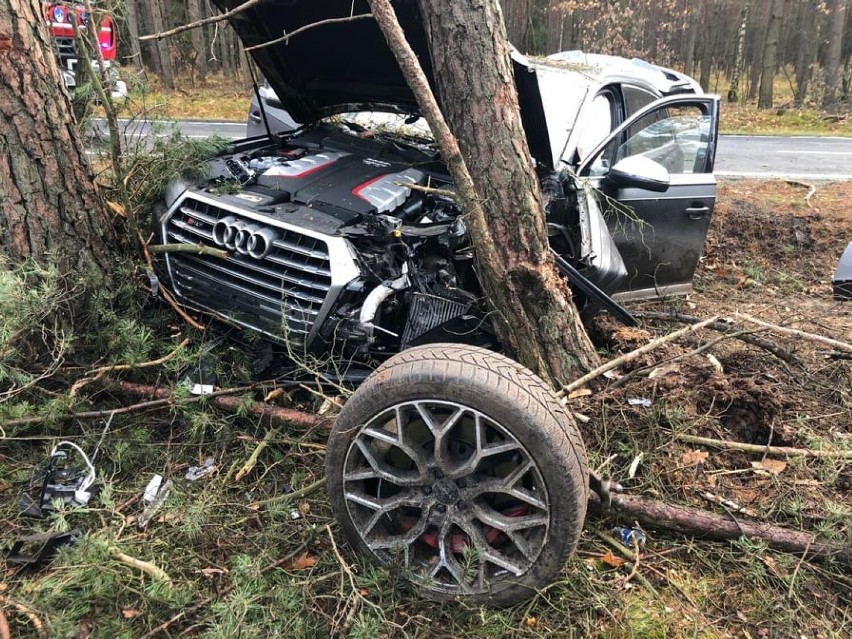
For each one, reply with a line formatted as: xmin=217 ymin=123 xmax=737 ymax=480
xmin=622 ymin=85 xmax=657 ymax=116
xmin=587 ymin=105 xmax=711 ymax=176
xmin=575 ymin=93 xmax=614 ymax=161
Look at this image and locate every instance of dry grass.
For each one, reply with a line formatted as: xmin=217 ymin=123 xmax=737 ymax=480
xmin=2 ymin=180 xmax=849 ymax=638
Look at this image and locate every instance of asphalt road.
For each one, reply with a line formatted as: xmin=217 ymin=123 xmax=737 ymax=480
xmin=716 ymin=135 xmax=852 ymax=180
xmin=95 ymin=119 xmax=852 ymax=180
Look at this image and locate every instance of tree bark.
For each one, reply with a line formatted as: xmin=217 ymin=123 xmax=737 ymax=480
xmin=758 ymin=0 xmax=784 ymax=109
xmin=187 ymin=0 xmax=208 ymax=82
xmin=0 ymin=0 xmax=115 ymax=277
xmin=603 ymin=494 xmax=852 ymax=566
xmin=367 ymin=0 xmax=598 ymax=386
xmin=683 ymin=3 xmax=700 ymax=77
xmin=727 ymin=0 xmax=751 ymax=102
xmin=149 ymin=0 xmax=175 ymax=89
xmin=122 ymin=0 xmax=145 ymax=73
xmin=794 ymin=0 xmax=819 ymax=106
xmin=823 ymin=0 xmax=847 ymax=106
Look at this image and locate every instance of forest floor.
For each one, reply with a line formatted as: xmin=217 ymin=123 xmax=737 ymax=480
xmin=1 ymin=178 xmax=849 ymax=638
xmin=118 ymin=73 xmax=852 ymax=137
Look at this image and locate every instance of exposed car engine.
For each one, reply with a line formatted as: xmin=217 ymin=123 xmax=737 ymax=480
xmin=155 ymin=120 xmax=606 ymax=368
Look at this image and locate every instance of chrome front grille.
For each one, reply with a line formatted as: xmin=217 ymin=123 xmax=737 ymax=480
xmin=162 ymin=194 xmax=347 ymax=343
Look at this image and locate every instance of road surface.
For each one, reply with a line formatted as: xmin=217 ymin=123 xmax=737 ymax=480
xmin=93 ymin=119 xmax=852 ymax=180
xmin=716 ymin=135 xmax=852 ymax=180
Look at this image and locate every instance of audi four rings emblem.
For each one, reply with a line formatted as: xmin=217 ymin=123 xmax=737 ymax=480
xmin=212 ymin=216 xmax=278 ymax=259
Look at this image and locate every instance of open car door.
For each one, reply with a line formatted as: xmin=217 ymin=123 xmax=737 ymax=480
xmin=576 ymin=95 xmax=720 ymax=300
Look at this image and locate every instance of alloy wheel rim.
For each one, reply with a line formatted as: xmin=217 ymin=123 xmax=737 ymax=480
xmin=341 ymin=400 xmax=551 ymax=594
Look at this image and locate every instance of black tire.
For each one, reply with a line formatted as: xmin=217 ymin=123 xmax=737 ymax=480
xmin=325 ymin=344 xmax=589 ymax=606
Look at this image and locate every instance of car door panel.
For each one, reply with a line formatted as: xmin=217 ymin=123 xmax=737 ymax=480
xmin=577 ymin=95 xmax=720 ymax=300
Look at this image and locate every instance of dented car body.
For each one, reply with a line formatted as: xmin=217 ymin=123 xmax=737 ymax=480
xmin=153 ymin=0 xmax=720 ymax=373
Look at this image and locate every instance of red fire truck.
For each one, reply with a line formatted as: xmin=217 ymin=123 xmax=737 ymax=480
xmin=43 ymin=3 xmax=126 ymax=99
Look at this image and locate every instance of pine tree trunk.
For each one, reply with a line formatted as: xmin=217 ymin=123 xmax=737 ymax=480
xmin=683 ymin=4 xmax=700 ymax=77
xmin=823 ymin=0 xmax=847 ymax=106
xmin=794 ymin=0 xmax=819 ymax=106
xmin=123 ymin=0 xmax=144 ymax=73
xmin=187 ymin=0 xmax=208 ymax=82
xmin=758 ymin=0 xmax=784 ymax=109
xmin=842 ymin=53 xmax=852 ymax=101
xmin=368 ymin=0 xmax=598 ymax=385
xmin=137 ymin=1 xmax=162 ymax=76
xmin=0 ymin=0 xmax=115 ymax=277
xmin=150 ymin=0 xmax=174 ymax=89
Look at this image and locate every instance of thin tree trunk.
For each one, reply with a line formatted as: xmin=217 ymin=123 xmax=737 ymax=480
xmin=150 ymin=0 xmax=174 ymax=89
xmin=187 ymin=0 xmax=208 ymax=82
xmin=758 ymin=0 xmax=784 ymax=109
xmin=683 ymin=3 xmax=700 ymax=77
xmin=795 ymin=0 xmax=819 ymax=106
xmin=367 ymin=0 xmax=598 ymax=385
xmin=698 ymin=3 xmax=718 ymax=91
xmin=137 ymin=1 xmax=161 ymax=76
xmin=728 ymin=0 xmax=751 ymax=102
xmin=823 ymin=0 xmax=847 ymax=106
xmin=123 ymin=0 xmax=144 ymax=73
xmin=0 ymin=0 xmax=115 ymax=276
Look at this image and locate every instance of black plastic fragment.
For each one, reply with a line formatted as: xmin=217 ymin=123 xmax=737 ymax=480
xmin=6 ymin=530 xmax=81 ymax=566
xmin=833 ymin=242 xmax=852 ymax=300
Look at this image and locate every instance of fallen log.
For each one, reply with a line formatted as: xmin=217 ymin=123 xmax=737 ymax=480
xmin=593 ymin=493 xmax=852 ymax=566
xmin=113 ymin=380 xmax=329 ymax=430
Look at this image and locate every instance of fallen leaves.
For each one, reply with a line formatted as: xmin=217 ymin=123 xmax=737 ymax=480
xmin=601 ymin=551 xmax=627 ymax=568
xmin=290 ymin=552 xmax=318 ymax=571
xmin=681 ymin=450 xmax=709 ymax=467
xmin=751 ymin=459 xmax=787 ymax=475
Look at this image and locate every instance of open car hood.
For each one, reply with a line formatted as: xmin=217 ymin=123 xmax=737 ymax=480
xmin=212 ymin=0 xmax=554 ymax=166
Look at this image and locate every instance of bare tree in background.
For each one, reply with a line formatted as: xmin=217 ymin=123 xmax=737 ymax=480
xmin=758 ymin=0 xmax=784 ymax=108
xmin=823 ymin=0 xmax=848 ymax=106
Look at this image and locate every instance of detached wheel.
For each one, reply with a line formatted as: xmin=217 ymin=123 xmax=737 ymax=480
xmin=326 ymin=344 xmax=589 ymax=605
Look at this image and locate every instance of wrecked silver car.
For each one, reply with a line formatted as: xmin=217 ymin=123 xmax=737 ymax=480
xmin=152 ymin=0 xmax=720 ymax=604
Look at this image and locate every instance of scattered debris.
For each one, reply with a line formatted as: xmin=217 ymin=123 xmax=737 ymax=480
xmin=832 ymin=241 xmax=852 ymax=300
xmin=139 ymin=477 xmax=173 ymax=529
xmin=143 ymin=474 xmax=165 ymax=504
xmin=612 ymin=526 xmax=647 ymax=548
xmin=6 ymin=531 xmax=81 ymax=566
xmin=627 ymin=397 xmax=652 ymax=408
xmin=185 ymin=457 xmax=217 ymax=481
xmin=18 ymin=442 xmax=96 ymax=517
xmin=627 ymin=453 xmax=644 ymax=479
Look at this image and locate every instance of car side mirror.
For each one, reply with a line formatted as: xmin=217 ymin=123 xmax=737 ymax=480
xmin=604 ymin=156 xmax=670 ymax=192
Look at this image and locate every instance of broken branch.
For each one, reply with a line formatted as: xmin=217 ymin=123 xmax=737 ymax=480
xmin=0 ymin=596 xmax=46 ymax=638
xmin=735 ymin=313 xmax=852 ymax=354
xmin=149 ymin=244 xmax=229 ymax=260
xmin=248 ymin=477 xmax=327 ymax=510
xmin=631 ymin=311 xmax=802 ymax=366
xmin=245 ymin=14 xmax=374 ymax=52
xmin=675 ymin=433 xmax=852 ymax=459
xmin=560 ymin=316 xmax=718 ymax=396
xmin=140 ymin=0 xmax=262 ymax=41
xmin=235 ymin=428 xmax=278 ymax=481
xmin=109 ymin=548 xmax=172 ymax=583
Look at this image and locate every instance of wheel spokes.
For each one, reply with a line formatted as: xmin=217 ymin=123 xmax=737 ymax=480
xmin=342 ymin=400 xmax=551 ymax=595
